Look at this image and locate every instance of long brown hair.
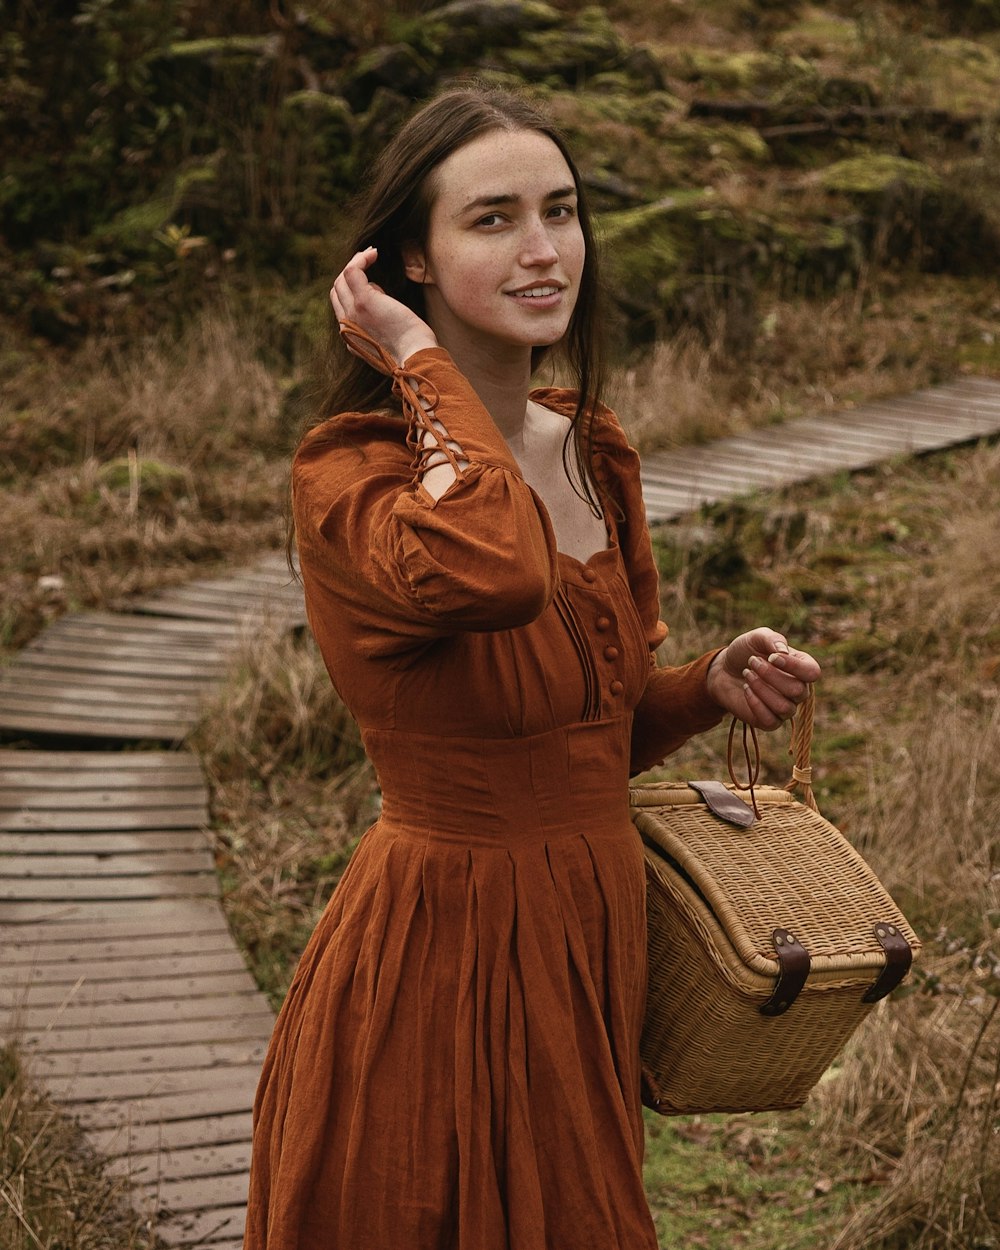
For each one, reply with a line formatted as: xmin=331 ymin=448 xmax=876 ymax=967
xmin=307 ymin=84 xmax=608 ymax=513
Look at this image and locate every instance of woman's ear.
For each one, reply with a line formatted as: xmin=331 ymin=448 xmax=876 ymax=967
xmin=401 ymin=243 xmax=430 ymax=284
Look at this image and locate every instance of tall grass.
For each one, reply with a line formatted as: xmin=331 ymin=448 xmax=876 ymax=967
xmin=191 ymin=624 xmax=375 ymax=1007
xmin=0 ymin=1045 xmax=155 ymax=1250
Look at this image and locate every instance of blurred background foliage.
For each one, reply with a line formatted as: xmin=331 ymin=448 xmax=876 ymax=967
xmin=3 ymin=0 xmax=999 ymax=358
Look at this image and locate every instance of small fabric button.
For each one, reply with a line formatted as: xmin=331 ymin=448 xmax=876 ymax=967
xmin=582 ymin=567 xmax=598 ymax=584
xmin=609 ymin=679 xmax=624 ymax=696
xmin=604 ymin=645 xmax=619 ymax=661
xmin=595 ymin=616 xmax=610 ymax=631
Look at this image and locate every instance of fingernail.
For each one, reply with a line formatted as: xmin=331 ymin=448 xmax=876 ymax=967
xmin=768 ymin=653 xmax=787 ymax=668
xmin=773 ymin=640 xmax=789 ymax=654
xmin=742 ymin=667 xmax=753 ymax=681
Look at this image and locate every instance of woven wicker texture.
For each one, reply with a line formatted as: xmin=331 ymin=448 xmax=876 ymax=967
xmin=632 ymin=786 xmax=919 ymax=972
xmin=633 ymin=694 xmax=920 ymax=1115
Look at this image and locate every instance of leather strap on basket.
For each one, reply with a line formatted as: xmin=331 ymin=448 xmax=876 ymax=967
xmin=726 ymin=685 xmax=821 ymax=818
xmin=727 ymin=717 xmax=761 ymax=818
xmin=760 ymin=928 xmax=811 ymax=1016
xmin=862 ymin=922 xmax=914 ymax=1003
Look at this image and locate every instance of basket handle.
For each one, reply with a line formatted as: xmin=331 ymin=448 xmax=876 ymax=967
xmin=726 ymin=685 xmax=820 ymax=816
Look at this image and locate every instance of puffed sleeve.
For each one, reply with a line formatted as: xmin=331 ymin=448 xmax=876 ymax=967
xmin=589 ymin=407 xmax=726 ymax=773
xmin=292 ymin=338 xmax=557 ymax=637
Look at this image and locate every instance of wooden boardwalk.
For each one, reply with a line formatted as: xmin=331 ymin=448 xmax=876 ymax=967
xmin=1 ymin=377 xmax=1000 ymax=1245
xmin=0 ymin=555 xmax=305 ymax=745
xmin=0 ymin=750 xmax=271 ymax=1249
xmin=638 ymin=375 xmax=1000 ymax=521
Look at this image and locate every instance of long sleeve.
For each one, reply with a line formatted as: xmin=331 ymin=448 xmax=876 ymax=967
xmin=292 ymin=345 xmax=558 ymax=639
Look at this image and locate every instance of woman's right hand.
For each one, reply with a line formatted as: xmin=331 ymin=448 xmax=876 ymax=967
xmin=330 ymin=246 xmax=438 ymax=365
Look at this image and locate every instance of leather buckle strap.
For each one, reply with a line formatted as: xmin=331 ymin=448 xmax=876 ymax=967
xmin=862 ymin=922 xmax=914 ymax=1003
xmin=760 ymin=928 xmax=810 ymax=1016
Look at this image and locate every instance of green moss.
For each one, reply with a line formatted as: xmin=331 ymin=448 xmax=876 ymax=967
xmin=499 ymin=6 xmax=627 ymax=80
xmin=101 ymin=163 xmax=218 ymax=247
xmin=163 ymin=35 xmax=279 ymax=61
xmin=818 ymin=154 xmax=943 ymax=195
xmin=98 ymin=457 xmax=191 ymax=506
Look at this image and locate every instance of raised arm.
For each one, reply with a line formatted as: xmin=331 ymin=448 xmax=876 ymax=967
xmin=293 ymin=251 xmax=558 ymax=637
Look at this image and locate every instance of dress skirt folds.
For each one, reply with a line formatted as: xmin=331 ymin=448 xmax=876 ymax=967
xmin=244 ymin=348 xmax=724 ymax=1250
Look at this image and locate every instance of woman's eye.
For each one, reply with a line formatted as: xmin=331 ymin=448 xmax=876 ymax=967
xmin=475 ymin=213 xmax=505 ymax=227
xmin=549 ymin=204 xmax=576 ymax=220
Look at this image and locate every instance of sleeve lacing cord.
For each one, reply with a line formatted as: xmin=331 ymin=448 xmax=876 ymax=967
xmin=339 ymin=319 xmax=468 ymax=479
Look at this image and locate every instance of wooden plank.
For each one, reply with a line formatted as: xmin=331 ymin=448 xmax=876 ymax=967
xmin=8 ymin=1011 xmax=275 ymax=1053
xmin=0 ymin=692 xmax=208 ymax=725
xmin=1 ymin=971 xmax=256 ymax=1010
xmin=87 ymin=1111 xmax=255 ymax=1158
xmin=45 ymin=1063 xmax=261 ymax=1105
xmin=0 ymin=808 xmax=207 ymax=831
xmin=1 ymin=830 xmax=212 ymax=856
xmin=0 ymin=872 xmax=218 ymax=901
xmin=139 ymin=1171 xmax=250 ymax=1215
xmin=0 ymin=850 xmax=215 ymax=878
xmin=0 ymin=785 xmax=207 ymax=809
xmin=0 ymin=749 xmax=203 ymax=772
xmin=109 ymin=1140 xmax=252 ymax=1184
xmin=0 ymin=900 xmax=231 ymax=941
xmin=7 ymin=949 xmax=250 ymax=985
xmin=0 ymin=681 xmax=206 ymax=714
xmin=69 ymin=1083 xmax=257 ymax=1131
xmin=0 ymin=804 xmax=207 ymax=831
xmin=156 ymin=1204 xmax=246 ymax=1246
xmin=42 ymin=612 xmax=246 ymax=639
xmin=1 ymin=930 xmax=237 ymax=963
xmin=9 ymin=652 xmax=226 ymax=679
xmin=0 ymin=710 xmax=192 ymax=741
xmin=4 ymin=990 xmax=270 ymax=1030
xmin=26 ymin=1039 xmax=268 ymax=1079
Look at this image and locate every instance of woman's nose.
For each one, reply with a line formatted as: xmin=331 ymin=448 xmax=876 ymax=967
xmin=519 ymin=219 xmax=560 ymax=266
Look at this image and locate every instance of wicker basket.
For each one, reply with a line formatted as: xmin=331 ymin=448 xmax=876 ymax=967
xmin=632 ymin=694 xmax=920 ymax=1116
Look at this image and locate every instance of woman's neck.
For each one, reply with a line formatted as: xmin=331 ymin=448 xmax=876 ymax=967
xmin=433 ymin=332 xmax=533 ymax=445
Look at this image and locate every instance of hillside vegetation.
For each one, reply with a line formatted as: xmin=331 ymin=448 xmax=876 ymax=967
xmin=1 ymin=1 xmax=999 ymax=1247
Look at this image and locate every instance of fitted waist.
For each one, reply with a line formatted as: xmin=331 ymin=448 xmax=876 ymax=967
xmin=363 ymin=719 xmax=633 ymax=847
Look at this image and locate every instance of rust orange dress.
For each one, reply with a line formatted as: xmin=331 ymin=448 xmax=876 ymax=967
xmin=244 ymin=346 xmax=723 ymax=1250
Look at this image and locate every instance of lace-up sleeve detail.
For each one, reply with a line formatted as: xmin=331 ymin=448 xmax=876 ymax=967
xmin=292 ymin=328 xmax=558 ymax=639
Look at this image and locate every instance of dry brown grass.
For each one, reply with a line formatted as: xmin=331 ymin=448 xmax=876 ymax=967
xmin=644 ymin=437 xmax=1000 ymax=1248
xmin=0 ymin=309 xmax=299 ymax=654
xmin=615 ymin=274 xmax=1000 ymax=454
xmin=0 ymin=1044 xmax=156 ymax=1250
xmin=190 ymin=624 xmax=376 ymax=1006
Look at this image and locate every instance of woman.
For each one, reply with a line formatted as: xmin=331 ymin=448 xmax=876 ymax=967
xmin=245 ymin=86 xmax=820 ymax=1250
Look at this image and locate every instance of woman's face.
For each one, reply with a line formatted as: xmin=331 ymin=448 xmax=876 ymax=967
xmin=403 ymin=128 xmax=586 ymax=361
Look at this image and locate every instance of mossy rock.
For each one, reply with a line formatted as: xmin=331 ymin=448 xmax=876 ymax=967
xmin=655 ymin=45 xmax=810 ymax=93
xmin=98 ymin=457 xmax=192 ymax=509
xmin=152 ymin=35 xmax=281 ymax=99
xmin=818 ymin=155 xmax=943 ymax=196
xmin=342 ymin=43 xmax=435 ymax=112
xmin=497 ymin=7 xmax=628 ymax=83
xmin=812 ymin=154 xmax=999 ymax=273
xmin=277 ymin=94 xmax=357 ymax=234
xmin=600 ymin=192 xmax=764 ymax=348
xmin=922 ymin=37 xmax=1000 ymax=111
xmin=100 ymin=162 xmax=219 ymax=248
xmin=398 ymin=0 xmax=561 ymax=66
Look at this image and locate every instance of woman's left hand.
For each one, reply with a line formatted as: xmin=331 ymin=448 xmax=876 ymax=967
xmin=705 ymin=629 xmax=821 ymax=730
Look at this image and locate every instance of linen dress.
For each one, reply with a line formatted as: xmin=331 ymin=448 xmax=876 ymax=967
xmin=244 ymin=344 xmax=724 ymax=1250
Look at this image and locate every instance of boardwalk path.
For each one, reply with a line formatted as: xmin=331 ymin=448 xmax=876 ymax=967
xmin=2 ymin=375 xmax=1000 ymax=1247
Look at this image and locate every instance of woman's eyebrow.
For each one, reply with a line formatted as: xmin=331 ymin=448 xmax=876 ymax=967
xmin=457 ymin=185 xmax=578 ymax=215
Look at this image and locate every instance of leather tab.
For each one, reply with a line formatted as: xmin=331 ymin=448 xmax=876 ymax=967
xmin=688 ymin=780 xmax=757 ymax=828
xmin=862 ymin=922 xmax=914 ymax=1003
xmin=760 ymin=928 xmax=810 ymax=1016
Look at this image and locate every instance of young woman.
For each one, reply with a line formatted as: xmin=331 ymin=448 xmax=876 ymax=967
xmin=245 ymin=87 xmax=820 ymax=1250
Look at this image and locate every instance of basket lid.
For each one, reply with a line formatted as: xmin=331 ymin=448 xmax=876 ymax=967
xmin=631 ymin=782 xmax=920 ymax=977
